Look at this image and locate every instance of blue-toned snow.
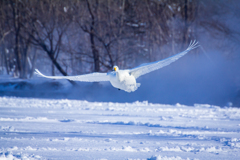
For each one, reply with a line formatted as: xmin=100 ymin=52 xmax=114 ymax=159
xmin=0 ymin=97 xmax=240 ymax=160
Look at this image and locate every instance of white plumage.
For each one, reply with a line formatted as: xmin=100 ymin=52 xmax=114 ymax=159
xmin=35 ymin=40 xmax=199 ymax=92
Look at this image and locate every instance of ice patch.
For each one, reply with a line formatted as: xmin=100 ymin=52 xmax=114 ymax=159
xmin=47 ymin=137 xmax=82 ymax=142
xmin=0 ymin=151 xmax=42 ymax=160
xmin=139 ymin=147 xmax=151 ymax=152
xmin=0 ymin=126 xmax=15 ymax=132
xmin=59 ymin=119 xmax=74 ymax=123
xmin=147 ymin=155 xmax=193 ymax=160
xmin=158 ymin=146 xmax=182 ymax=152
xmin=0 ymin=152 xmax=21 ymax=160
xmin=0 ymin=117 xmax=57 ymax=122
xmin=122 ymin=146 xmax=137 ymax=152
xmin=200 ymin=146 xmax=223 ymax=154
xmin=24 ymin=146 xmax=37 ymax=151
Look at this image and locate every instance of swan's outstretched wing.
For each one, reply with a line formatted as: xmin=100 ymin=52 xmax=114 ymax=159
xmin=129 ymin=40 xmax=199 ymax=79
xmin=35 ymin=69 xmax=109 ymax=82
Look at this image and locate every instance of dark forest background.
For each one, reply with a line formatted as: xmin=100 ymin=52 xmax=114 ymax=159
xmin=0 ymin=0 xmax=239 ymax=78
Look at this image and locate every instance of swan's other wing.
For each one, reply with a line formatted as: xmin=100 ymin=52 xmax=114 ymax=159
xmin=129 ymin=40 xmax=199 ymax=79
xmin=35 ymin=69 xmax=109 ymax=82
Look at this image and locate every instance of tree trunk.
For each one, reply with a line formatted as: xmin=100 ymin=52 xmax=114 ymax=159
xmin=183 ymin=0 xmax=189 ymax=46
xmin=46 ymin=50 xmax=77 ymax=85
xmin=52 ymin=62 xmax=55 ymax=76
xmin=2 ymin=42 xmax=9 ymax=74
xmin=14 ymin=29 xmax=22 ymax=77
xmin=47 ymin=51 xmax=67 ymax=76
xmin=86 ymin=0 xmax=100 ymax=72
xmin=90 ymin=31 xmax=100 ymax=72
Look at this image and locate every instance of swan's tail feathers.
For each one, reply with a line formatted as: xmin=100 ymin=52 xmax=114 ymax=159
xmin=34 ymin=69 xmax=55 ymax=79
xmin=34 ymin=69 xmax=44 ymax=77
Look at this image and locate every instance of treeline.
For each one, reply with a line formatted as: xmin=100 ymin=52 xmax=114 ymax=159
xmin=0 ymin=0 xmax=238 ymax=78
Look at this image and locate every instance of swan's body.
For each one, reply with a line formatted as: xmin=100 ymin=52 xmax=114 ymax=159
xmin=35 ymin=41 xmax=199 ymax=92
xmin=108 ymin=69 xmax=140 ymax=92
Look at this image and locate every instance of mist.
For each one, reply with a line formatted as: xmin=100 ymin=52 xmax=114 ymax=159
xmin=62 ymin=51 xmax=237 ymax=107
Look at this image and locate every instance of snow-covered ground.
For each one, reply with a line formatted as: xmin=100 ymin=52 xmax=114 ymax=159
xmin=0 ymin=97 xmax=240 ymax=160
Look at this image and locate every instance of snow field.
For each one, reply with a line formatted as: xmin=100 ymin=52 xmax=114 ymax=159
xmin=0 ymin=97 xmax=240 ymax=160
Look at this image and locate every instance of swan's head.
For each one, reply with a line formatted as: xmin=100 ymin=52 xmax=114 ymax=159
xmin=113 ymin=66 xmax=119 ymax=71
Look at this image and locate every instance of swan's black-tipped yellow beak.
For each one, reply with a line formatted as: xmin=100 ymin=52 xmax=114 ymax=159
xmin=114 ymin=67 xmax=116 ymax=71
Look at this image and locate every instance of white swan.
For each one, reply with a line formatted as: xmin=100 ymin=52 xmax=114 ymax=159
xmin=35 ymin=40 xmax=199 ymax=92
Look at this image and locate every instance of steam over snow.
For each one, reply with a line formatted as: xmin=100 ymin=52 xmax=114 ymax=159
xmin=0 ymin=97 xmax=240 ymax=160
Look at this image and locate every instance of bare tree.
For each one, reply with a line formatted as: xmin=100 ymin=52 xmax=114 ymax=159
xmin=73 ymin=0 xmax=136 ymax=72
xmin=20 ymin=0 xmax=72 ymax=77
xmin=0 ymin=0 xmax=34 ymax=78
xmin=0 ymin=1 xmax=11 ymax=75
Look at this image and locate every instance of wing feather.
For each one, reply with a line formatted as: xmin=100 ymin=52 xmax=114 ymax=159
xmin=35 ymin=69 xmax=109 ymax=82
xmin=129 ymin=40 xmax=199 ymax=79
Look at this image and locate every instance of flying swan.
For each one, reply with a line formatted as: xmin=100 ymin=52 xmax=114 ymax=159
xmin=35 ymin=40 xmax=199 ymax=92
